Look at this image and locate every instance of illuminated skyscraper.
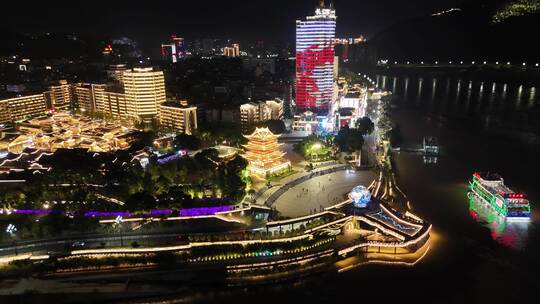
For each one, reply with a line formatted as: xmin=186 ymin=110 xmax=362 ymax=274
xmin=295 ymin=0 xmax=336 ymax=111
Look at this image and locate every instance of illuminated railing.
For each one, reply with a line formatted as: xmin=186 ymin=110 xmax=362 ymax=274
xmin=71 ymin=234 xmax=312 ymax=256
xmin=338 ymin=224 xmax=432 ymax=255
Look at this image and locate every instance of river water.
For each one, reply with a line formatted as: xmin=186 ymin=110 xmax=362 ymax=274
xmin=374 ymin=72 xmax=540 ymax=302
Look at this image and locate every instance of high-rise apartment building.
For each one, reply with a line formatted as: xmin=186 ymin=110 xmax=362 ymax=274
xmin=295 ymin=0 xmax=336 ymax=111
xmin=46 ymin=80 xmax=73 ymax=111
xmin=123 ymin=67 xmax=166 ymax=120
xmin=0 ymin=100 xmax=11 ymax=124
xmin=158 ymin=101 xmax=198 ymax=134
xmin=93 ymin=85 xmax=129 ymax=119
xmin=240 ymin=99 xmax=284 ymax=132
xmin=73 ymin=83 xmax=99 ymax=114
xmin=107 ymin=64 xmax=127 ymax=83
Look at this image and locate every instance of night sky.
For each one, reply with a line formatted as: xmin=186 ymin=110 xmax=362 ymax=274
xmin=1 ymin=0 xmax=461 ymax=43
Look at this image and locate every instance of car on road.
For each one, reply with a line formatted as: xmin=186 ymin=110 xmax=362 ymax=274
xmin=71 ymin=241 xmax=86 ymax=248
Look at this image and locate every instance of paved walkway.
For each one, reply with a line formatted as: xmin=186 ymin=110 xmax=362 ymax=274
xmin=273 ymin=169 xmax=376 ymax=218
xmin=253 ymin=163 xmax=346 ymax=207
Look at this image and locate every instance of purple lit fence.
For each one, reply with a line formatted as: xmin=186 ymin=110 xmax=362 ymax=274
xmin=6 ymin=207 xmax=230 ymax=218
xmin=179 ymin=205 xmax=234 ymax=217
xmin=13 ymin=209 xmax=58 ymax=215
xmin=148 ymin=209 xmax=173 ymax=216
xmin=84 ymin=211 xmax=132 ymax=217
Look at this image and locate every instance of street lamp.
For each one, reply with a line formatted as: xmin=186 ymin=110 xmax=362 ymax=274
xmin=6 ymin=224 xmax=17 ymax=255
xmin=115 ymin=216 xmax=124 ymax=247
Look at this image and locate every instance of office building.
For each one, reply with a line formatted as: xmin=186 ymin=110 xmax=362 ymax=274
xmin=295 ymin=0 xmax=336 ymax=110
xmin=158 ymin=101 xmax=198 ymax=134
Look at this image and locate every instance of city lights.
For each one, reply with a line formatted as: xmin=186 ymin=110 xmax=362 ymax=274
xmin=3 ymin=0 xmax=538 ymax=298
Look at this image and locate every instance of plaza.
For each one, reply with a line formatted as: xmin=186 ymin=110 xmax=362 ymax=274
xmin=264 ymin=167 xmax=376 ymax=218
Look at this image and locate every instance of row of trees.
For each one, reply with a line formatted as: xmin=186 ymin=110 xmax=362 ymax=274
xmin=0 ymin=147 xmax=249 ymax=212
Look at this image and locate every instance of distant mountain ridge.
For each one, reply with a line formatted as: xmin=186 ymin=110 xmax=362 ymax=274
xmin=369 ymin=1 xmax=540 ymax=62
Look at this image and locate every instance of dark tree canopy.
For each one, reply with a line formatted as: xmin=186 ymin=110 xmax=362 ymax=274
xmin=335 ymin=125 xmax=364 ymax=153
xmin=173 ymin=133 xmax=201 ymax=151
xmin=356 ymin=116 xmax=375 ymax=136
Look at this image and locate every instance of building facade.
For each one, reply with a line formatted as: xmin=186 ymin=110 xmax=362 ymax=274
xmin=295 ymin=1 xmax=336 ymax=111
xmin=158 ymin=101 xmax=198 ymax=134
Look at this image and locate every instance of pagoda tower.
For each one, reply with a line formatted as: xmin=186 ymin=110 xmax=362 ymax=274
xmin=243 ymin=127 xmax=291 ymax=178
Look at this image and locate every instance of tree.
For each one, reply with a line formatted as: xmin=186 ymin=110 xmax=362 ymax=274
xmin=356 ymin=116 xmax=375 ymax=136
xmin=335 ymin=126 xmax=364 ymax=153
xmin=194 ymin=148 xmax=220 ymax=170
xmin=125 ymin=191 xmax=157 ymax=211
xmin=173 ymin=133 xmax=201 ymax=151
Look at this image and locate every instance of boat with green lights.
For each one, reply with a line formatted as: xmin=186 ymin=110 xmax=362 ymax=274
xmin=468 ymin=172 xmax=531 ymax=221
